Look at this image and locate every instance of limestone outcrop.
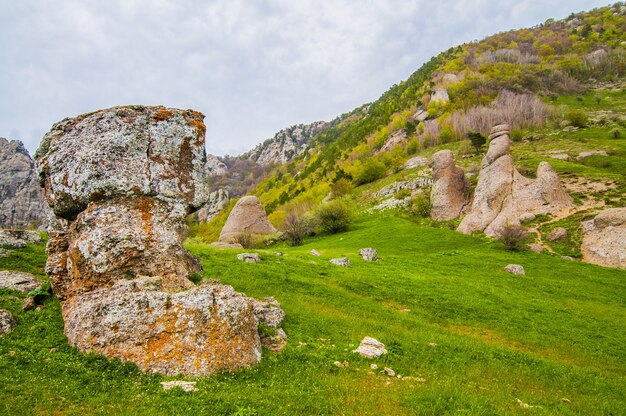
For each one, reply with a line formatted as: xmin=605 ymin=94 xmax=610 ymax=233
xmin=457 ymin=124 xmax=572 ymax=237
xmin=430 ymin=150 xmax=469 ymax=221
xmin=0 ymin=229 xmax=42 ymax=248
xmin=197 ymin=189 xmax=230 ymax=223
xmin=0 ymin=137 xmax=48 ymax=229
xmin=581 ymin=208 xmax=626 ymax=269
xmin=219 ymin=196 xmax=276 ymax=243
xmin=35 ymin=106 xmax=281 ymax=376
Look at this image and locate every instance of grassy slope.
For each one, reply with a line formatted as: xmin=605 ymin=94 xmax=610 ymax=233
xmin=2 ymin=215 xmax=625 ymax=415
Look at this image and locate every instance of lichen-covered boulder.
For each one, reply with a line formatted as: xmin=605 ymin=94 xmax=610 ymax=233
xmin=0 ymin=229 xmax=42 ymax=248
xmin=430 ymin=150 xmax=469 ymax=221
xmin=35 ymin=106 xmax=281 ymax=376
xmin=0 ymin=271 xmax=42 ymax=293
xmin=581 ymin=208 xmax=626 ymax=269
xmin=219 ymin=196 xmax=276 ymax=243
xmin=458 ymin=125 xmax=572 ymax=237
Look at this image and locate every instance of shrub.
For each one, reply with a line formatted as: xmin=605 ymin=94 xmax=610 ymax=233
xmin=353 ymin=159 xmax=386 ymax=185
xmin=315 ymin=201 xmax=352 ymax=234
xmin=410 ymin=192 xmax=431 ymax=218
xmin=566 ymin=111 xmax=589 ymax=128
xmin=330 ymin=178 xmax=354 ymax=199
xmin=466 ymin=131 xmax=486 ymax=153
xmin=280 ymin=213 xmax=312 ymax=246
xmin=394 ymin=189 xmax=412 ymax=200
xmin=234 ymin=232 xmax=254 ymax=249
xmin=498 ymin=224 xmax=529 ymax=251
xmin=610 ymin=128 xmax=622 ymax=139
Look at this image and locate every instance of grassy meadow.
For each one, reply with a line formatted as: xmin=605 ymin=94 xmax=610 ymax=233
xmin=1 ymin=214 xmax=625 ymax=415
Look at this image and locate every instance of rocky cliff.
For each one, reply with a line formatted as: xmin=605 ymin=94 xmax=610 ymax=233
xmin=243 ymin=121 xmax=328 ymax=165
xmin=0 ymin=137 xmax=48 ymax=229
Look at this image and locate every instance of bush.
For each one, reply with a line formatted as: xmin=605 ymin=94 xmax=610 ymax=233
xmin=410 ymin=192 xmax=431 ymax=218
xmin=466 ymin=131 xmax=486 ymax=153
xmin=280 ymin=213 xmax=312 ymax=246
xmin=353 ymin=159 xmax=386 ymax=185
xmin=498 ymin=224 xmax=529 ymax=251
xmin=315 ymin=201 xmax=352 ymax=234
xmin=330 ymin=178 xmax=354 ymax=199
xmin=565 ymin=111 xmax=589 ymax=128
xmin=610 ymin=128 xmax=622 ymax=139
xmin=234 ymin=232 xmax=254 ymax=249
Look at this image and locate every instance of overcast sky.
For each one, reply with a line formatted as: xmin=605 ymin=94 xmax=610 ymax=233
xmin=0 ymin=0 xmax=609 ymax=156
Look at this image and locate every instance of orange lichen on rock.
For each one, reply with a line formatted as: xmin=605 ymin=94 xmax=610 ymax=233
xmin=152 ymin=108 xmax=174 ymax=121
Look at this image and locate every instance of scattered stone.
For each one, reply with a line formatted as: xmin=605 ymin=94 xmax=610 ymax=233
xmin=561 ymin=256 xmax=576 ymax=261
xmin=237 ymin=253 xmax=261 ymax=263
xmin=577 ymin=150 xmax=608 ymax=160
xmin=516 ymin=399 xmax=530 ymax=409
xmin=0 ymin=271 xmax=42 ymax=293
xmin=333 ymin=360 xmax=349 ymax=368
xmin=380 ymin=129 xmax=408 ymax=153
xmin=504 ymin=264 xmax=525 ymax=276
xmin=519 ymin=213 xmax=536 ymax=224
xmin=529 ymin=244 xmax=544 ymax=254
xmin=549 ymin=153 xmax=571 ymax=161
xmin=253 ymin=297 xmax=285 ymax=328
xmin=370 ymin=363 xmax=378 ymax=370
xmin=329 ymin=257 xmax=350 ymax=267
xmin=0 ymin=138 xmax=49 ymax=229
xmin=49 ymin=348 xmax=57 ymax=354
xmin=430 ymin=150 xmax=469 ymax=221
xmin=160 ymin=381 xmax=197 ymax=392
xmin=219 ymin=196 xmax=277 ymax=244
xmin=0 ymin=248 xmax=12 ymax=258
xmin=358 ymin=248 xmax=378 ymax=261
xmin=22 ymin=297 xmax=36 ymax=311
xmin=383 ymin=367 xmax=396 ymax=377
xmin=0 ymin=310 xmax=16 ymax=334
xmin=375 ymin=177 xmax=432 ymax=199
xmin=581 ymin=208 xmax=626 ymax=269
xmin=310 ymin=249 xmax=321 ymax=256
xmin=353 ymin=336 xmax=387 ymax=358
xmin=410 ymin=107 xmax=428 ymax=123
xmin=547 ymin=227 xmax=568 ymax=242
xmin=0 ymin=229 xmax=42 ymax=248
xmin=404 ymin=156 xmax=429 ymax=170
xmin=35 ymin=106 xmax=275 ymax=376
xmin=209 ymin=242 xmax=244 ymax=249
xmin=428 ymin=342 xmax=437 ymax=348
xmin=261 ymin=328 xmax=287 ymax=352
xmin=431 ymin=88 xmax=449 ymax=103
xmin=274 ymin=252 xmax=283 ymax=256
xmin=458 ymin=124 xmax=572 ymax=237
xmin=368 ymin=197 xmax=411 ymax=212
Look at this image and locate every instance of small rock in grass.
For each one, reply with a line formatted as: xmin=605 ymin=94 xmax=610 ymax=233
xmin=333 ymin=360 xmax=349 ymax=368
xmin=561 ymin=256 xmax=575 ymax=261
xmin=0 ymin=271 xmax=42 ymax=293
xmin=529 ymin=244 xmax=543 ymax=254
xmin=329 ymin=257 xmax=350 ymax=267
xmin=516 ymin=399 xmax=530 ymax=409
xmin=383 ymin=367 xmax=395 ymax=377
xmin=274 ymin=252 xmax=283 ymax=256
xmin=428 ymin=342 xmax=437 ymax=348
xmin=310 ymin=249 xmax=321 ymax=256
xmin=161 ymin=381 xmax=197 ymax=392
xmin=0 ymin=310 xmax=16 ymax=335
xmin=358 ymin=248 xmax=378 ymax=261
xmin=547 ymin=227 xmax=568 ymax=242
xmin=49 ymin=348 xmax=57 ymax=354
xmin=370 ymin=363 xmax=378 ymax=370
xmin=22 ymin=297 xmax=36 ymax=311
xmin=353 ymin=336 xmax=387 ymax=358
xmin=577 ymin=150 xmax=608 ymax=160
xmin=504 ymin=264 xmax=525 ymax=276
xmin=519 ymin=213 xmax=536 ymax=223
xmin=236 ymin=253 xmax=261 ymax=263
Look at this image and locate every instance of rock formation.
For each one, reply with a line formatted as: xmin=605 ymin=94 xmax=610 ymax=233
xmin=0 ymin=229 xmax=42 ymax=248
xmin=581 ymin=208 xmax=626 ymax=269
xmin=0 ymin=137 xmax=48 ymax=229
xmin=219 ymin=196 xmax=276 ymax=243
xmin=35 ymin=106 xmax=283 ymax=376
xmin=0 ymin=271 xmax=42 ymax=293
xmin=197 ymin=189 xmax=230 ymax=223
xmin=458 ymin=124 xmax=573 ymax=237
xmin=430 ymin=150 xmax=469 ymax=221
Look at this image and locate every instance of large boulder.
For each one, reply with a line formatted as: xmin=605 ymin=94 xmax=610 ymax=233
xmin=0 ymin=271 xmax=42 ymax=293
xmin=0 ymin=138 xmax=49 ymax=229
xmin=430 ymin=150 xmax=469 ymax=221
xmin=219 ymin=196 xmax=276 ymax=243
xmin=35 ymin=106 xmax=282 ymax=376
xmin=581 ymin=208 xmax=626 ymax=269
xmin=458 ymin=125 xmax=572 ymax=237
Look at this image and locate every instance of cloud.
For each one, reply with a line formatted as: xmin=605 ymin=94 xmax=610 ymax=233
xmin=0 ymin=0 xmax=608 ymax=156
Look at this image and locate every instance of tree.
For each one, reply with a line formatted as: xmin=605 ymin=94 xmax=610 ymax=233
xmin=281 ymin=213 xmax=312 ymax=246
xmin=466 ymin=131 xmax=487 ymax=153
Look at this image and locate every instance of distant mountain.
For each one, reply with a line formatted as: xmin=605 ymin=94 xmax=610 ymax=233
xmin=0 ymin=137 xmax=48 ymax=229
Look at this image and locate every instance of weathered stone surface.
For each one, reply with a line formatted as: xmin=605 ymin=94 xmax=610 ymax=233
xmin=430 ymin=150 xmax=469 ymax=221
xmin=0 ymin=248 xmax=12 ymax=258
xmin=0 ymin=310 xmax=15 ymax=334
xmin=519 ymin=213 xmax=536 ymax=224
xmin=547 ymin=227 xmax=568 ymax=242
xmin=63 ymin=277 xmax=261 ymax=376
xmin=581 ymin=208 xmax=626 ymax=269
xmin=161 ymin=381 xmax=197 ymax=392
xmin=381 ymin=129 xmax=408 ymax=153
xmin=375 ymin=178 xmax=432 ymax=198
xmin=261 ymin=328 xmax=287 ymax=352
xmin=35 ymin=106 xmax=281 ymax=376
xmin=504 ymin=264 xmax=525 ymax=275
xmin=219 ymin=196 xmax=276 ymax=244
xmin=529 ymin=243 xmax=544 ymax=253
xmin=22 ymin=297 xmax=36 ymax=311
xmin=403 ymin=156 xmax=429 ymax=170
xmin=410 ymin=107 xmax=428 ymax=123
xmin=197 ymin=189 xmax=230 ymax=223
xmin=237 ymin=253 xmax=261 ymax=263
xmin=330 ymin=257 xmax=350 ymax=267
xmin=253 ymin=297 xmax=285 ymax=328
xmin=458 ymin=125 xmax=573 ymax=237
xmin=310 ymin=249 xmax=321 ymax=256
xmin=35 ymin=106 xmax=210 ymax=219
xmin=0 ymin=138 xmax=49 ymax=229
xmin=0 ymin=229 xmax=42 ymax=248
xmin=577 ymin=150 xmax=608 ymax=160
xmin=206 ymin=154 xmax=228 ymax=176
xmin=0 ymin=271 xmax=42 ymax=293
xmin=358 ymin=248 xmax=378 ymax=261
xmin=210 ymin=242 xmax=244 ymax=249
xmin=431 ymin=88 xmax=449 ymax=103
xmin=353 ymin=336 xmax=387 ymax=358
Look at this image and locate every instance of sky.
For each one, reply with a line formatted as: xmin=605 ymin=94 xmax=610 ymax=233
xmin=0 ymin=0 xmax=610 ymax=157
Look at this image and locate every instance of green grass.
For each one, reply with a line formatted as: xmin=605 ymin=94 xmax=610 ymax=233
xmin=1 ymin=214 xmax=625 ymax=415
